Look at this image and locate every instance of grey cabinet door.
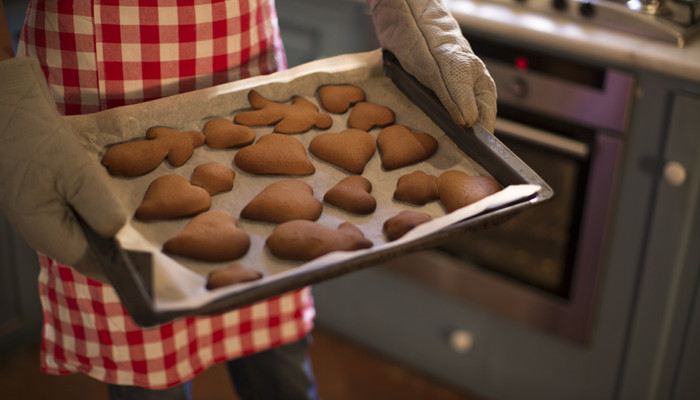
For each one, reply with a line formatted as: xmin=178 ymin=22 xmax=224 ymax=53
xmin=0 ymin=215 xmax=42 ymax=356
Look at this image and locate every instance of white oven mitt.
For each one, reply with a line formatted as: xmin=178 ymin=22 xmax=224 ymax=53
xmin=0 ymin=57 xmax=127 ymax=282
xmin=371 ymin=0 xmax=497 ymax=133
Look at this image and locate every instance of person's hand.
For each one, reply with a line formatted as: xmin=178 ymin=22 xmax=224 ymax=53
xmin=0 ymin=57 xmax=128 ymax=281
xmin=370 ymin=0 xmax=497 ymax=133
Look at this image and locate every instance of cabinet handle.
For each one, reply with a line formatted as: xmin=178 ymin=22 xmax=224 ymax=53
xmin=663 ymin=161 xmax=687 ymax=187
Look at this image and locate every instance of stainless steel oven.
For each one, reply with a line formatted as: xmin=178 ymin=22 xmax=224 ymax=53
xmin=387 ymin=34 xmax=636 ymax=344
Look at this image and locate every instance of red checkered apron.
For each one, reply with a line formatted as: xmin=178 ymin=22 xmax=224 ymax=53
xmin=17 ymin=0 xmax=315 ymax=389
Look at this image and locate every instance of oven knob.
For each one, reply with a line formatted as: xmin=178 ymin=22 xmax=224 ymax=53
xmin=663 ymin=161 xmax=687 ymax=187
xmin=579 ymin=1 xmax=595 ymax=17
xmin=448 ymin=329 xmax=474 ymax=353
xmin=509 ymin=78 xmax=529 ymax=98
xmin=552 ymin=0 xmax=569 ymax=11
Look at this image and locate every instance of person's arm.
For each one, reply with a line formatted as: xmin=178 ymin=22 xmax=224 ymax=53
xmin=1 ymin=2 xmax=14 ymax=60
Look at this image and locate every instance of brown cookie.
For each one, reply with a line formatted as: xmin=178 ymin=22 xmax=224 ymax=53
xmin=308 ymin=129 xmax=376 ymax=174
xmin=163 ymin=211 xmax=251 ymax=262
xmin=202 ymin=118 xmax=255 ymax=149
xmin=347 ymin=102 xmax=396 ymax=131
xmin=134 ymin=174 xmax=212 ymax=220
xmin=383 ymin=210 xmax=433 ymax=241
xmin=393 ymin=171 xmax=439 ymax=205
xmin=234 ymin=133 xmax=315 ymax=175
xmin=317 ymin=84 xmax=366 ymax=113
xmin=437 ymin=170 xmax=502 ymax=212
xmin=377 ymin=125 xmax=438 ymax=170
xmin=206 ymin=264 xmax=263 ymax=290
xmin=241 ymin=180 xmax=323 ymax=223
xmin=190 ymin=162 xmax=236 ymax=195
xmin=101 ymin=127 xmax=204 ymax=177
xmin=233 ymin=90 xmax=333 ymax=134
xmin=266 ymin=220 xmax=373 ymax=261
xmin=324 ymin=176 xmax=376 ymax=215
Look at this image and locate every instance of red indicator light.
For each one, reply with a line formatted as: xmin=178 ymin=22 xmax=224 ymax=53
xmin=514 ymin=56 xmax=529 ymax=70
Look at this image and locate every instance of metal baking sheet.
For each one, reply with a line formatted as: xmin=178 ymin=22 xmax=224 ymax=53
xmin=73 ymin=49 xmax=552 ymax=327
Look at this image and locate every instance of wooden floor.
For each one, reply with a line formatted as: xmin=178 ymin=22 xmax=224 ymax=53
xmin=0 ymin=327 xmax=485 ymax=400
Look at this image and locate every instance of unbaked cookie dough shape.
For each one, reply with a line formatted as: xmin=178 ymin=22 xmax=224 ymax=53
xmin=134 ymin=174 xmax=212 ymax=220
xmin=234 ymin=133 xmax=315 ymax=175
xmin=437 ymin=170 xmax=502 ymax=212
xmin=234 ymin=90 xmax=333 ymax=134
xmin=240 ymin=180 xmax=323 ymax=224
xmin=266 ymin=220 xmax=373 ymax=261
xmin=347 ymin=102 xmax=396 ymax=131
xmin=317 ymin=84 xmax=366 ymax=113
xmin=163 ymin=211 xmax=251 ymax=262
xmin=377 ymin=125 xmax=438 ymax=170
xmin=308 ymin=129 xmax=376 ymax=174
xmin=323 ymin=176 xmax=376 ymax=215
xmin=101 ymin=127 xmax=205 ymax=177
xmin=202 ymin=118 xmax=255 ymax=149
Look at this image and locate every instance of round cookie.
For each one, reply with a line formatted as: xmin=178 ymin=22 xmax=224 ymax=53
xmin=377 ymin=125 xmax=438 ymax=170
xmin=266 ymin=220 xmax=373 ymax=261
xmin=347 ymin=102 xmax=396 ymax=131
xmin=163 ymin=211 xmax=251 ymax=262
xmin=324 ymin=175 xmax=376 ymax=215
xmin=393 ymin=171 xmax=440 ymax=205
xmin=383 ymin=210 xmax=433 ymax=241
xmin=134 ymin=174 xmax=212 ymax=220
xmin=206 ymin=264 xmax=263 ymax=290
xmin=317 ymin=84 xmax=366 ymax=113
xmin=241 ymin=180 xmax=323 ymax=223
xmin=308 ymin=129 xmax=376 ymax=174
xmin=190 ymin=162 xmax=236 ymax=195
xmin=234 ymin=133 xmax=315 ymax=175
xmin=203 ymin=118 xmax=255 ymax=149
xmin=437 ymin=170 xmax=502 ymax=212
xmin=234 ymin=90 xmax=333 ymax=134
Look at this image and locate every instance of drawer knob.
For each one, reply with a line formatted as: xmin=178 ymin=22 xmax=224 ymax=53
xmin=663 ymin=161 xmax=687 ymax=187
xmin=449 ymin=329 xmax=474 ymax=353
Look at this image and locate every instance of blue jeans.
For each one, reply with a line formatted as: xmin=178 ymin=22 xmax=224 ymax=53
xmin=107 ymin=335 xmax=318 ymax=400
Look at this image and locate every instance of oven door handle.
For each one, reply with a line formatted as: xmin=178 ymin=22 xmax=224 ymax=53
xmin=494 ymin=118 xmax=590 ymax=160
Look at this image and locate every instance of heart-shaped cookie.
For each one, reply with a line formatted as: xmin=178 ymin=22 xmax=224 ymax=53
xmin=393 ymin=171 xmax=439 ymax=205
xmin=241 ymin=180 xmax=323 ymax=223
xmin=309 ymin=129 xmax=376 ymax=174
xmin=206 ymin=264 xmax=263 ymax=290
xmin=347 ymin=102 xmax=395 ymax=131
xmin=266 ymin=220 xmax=373 ymax=261
xmin=324 ymin=175 xmax=376 ymax=215
xmin=234 ymin=90 xmax=333 ymax=134
xmin=203 ymin=118 xmax=255 ymax=149
xmin=318 ymin=84 xmax=366 ymax=113
xmin=163 ymin=211 xmax=251 ymax=262
xmin=191 ymin=162 xmax=236 ymax=195
xmin=234 ymin=133 xmax=315 ymax=175
xmin=377 ymin=125 xmax=438 ymax=170
xmin=383 ymin=210 xmax=433 ymax=241
xmin=135 ymin=175 xmax=212 ymax=220
xmin=437 ymin=170 xmax=501 ymax=212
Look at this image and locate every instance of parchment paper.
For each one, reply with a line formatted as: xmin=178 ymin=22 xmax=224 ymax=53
xmin=65 ymin=49 xmax=538 ymax=312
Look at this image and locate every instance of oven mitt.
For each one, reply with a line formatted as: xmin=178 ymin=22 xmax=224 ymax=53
xmin=371 ymin=0 xmax=497 ymax=133
xmin=0 ymin=56 xmax=127 ymax=282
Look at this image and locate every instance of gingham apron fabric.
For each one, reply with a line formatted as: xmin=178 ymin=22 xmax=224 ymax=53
xmin=17 ymin=0 xmax=315 ymax=389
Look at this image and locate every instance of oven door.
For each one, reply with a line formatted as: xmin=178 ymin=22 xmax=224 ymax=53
xmin=395 ymin=116 xmax=623 ymax=344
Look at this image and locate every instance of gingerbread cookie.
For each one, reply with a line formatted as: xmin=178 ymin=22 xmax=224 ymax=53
xmin=393 ymin=171 xmax=439 ymax=205
xmin=317 ymin=84 xmax=366 ymax=113
xmin=266 ymin=220 xmax=373 ymax=261
xmin=101 ymin=127 xmax=205 ymax=177
xmin=234 ymin=90 xmax=333 ymax=134
xmin=134 ymin=174 xmax=212 ymax=220
xmin=437 ymin=170 xmax=501 ymax=212
xmin=324 ymin=175 xmax=376 ymax=215
xmin=383 ymin=210 xmax=433 ymax=241
xmin=241 ymin=180 xmax=323 ymax=223
xmin=347 ymin=102 xmax=395 ymax=131
xmin=203 ymin=118 xmax=255 ymax=149
xmin=234 ymin=133 xmax=315 ymax=175
xmin=377 ymin=125 xmax=438 ymax=170
xmin=308 ymin=129 xmax=376 ymax=174
xmin=163 ymin=211 xmax=250 ymax=262
xmin=206 ymin=264 xmax=263 ymax=290
xmin=190 ymin=162 xmax=236 ymax=195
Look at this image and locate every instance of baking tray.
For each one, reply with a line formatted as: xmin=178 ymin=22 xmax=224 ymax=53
xmin=78 ymin=50 xmax=553 ymax=327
